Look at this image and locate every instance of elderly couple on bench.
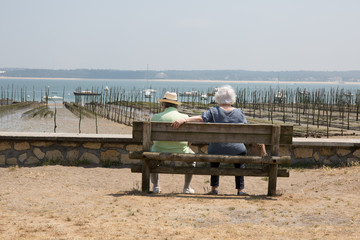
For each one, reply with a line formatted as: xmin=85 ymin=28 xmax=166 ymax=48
xmin=151 ymin=85 xmax=250 ymax=196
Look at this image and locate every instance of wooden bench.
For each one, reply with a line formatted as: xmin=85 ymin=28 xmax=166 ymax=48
xmin=129 ymin=121 xmax=293 ymax=196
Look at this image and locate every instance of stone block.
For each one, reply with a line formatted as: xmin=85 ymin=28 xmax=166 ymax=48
xmin=353 ymin=149 xmax=360 ymax=158
xmin=319 ymin=147 xmax=335 ymax=157
xmin=101 ymin=150 xmax=120 ymax=162
xmin=45 ymin=150 xmax=64 ymax=161
xmin=66 ymin=150 xmax=79 ymax=160
xmin=189 ymin=145 xmax=199 ymax=153
xmin=329 ymin=155 xmax=340 ymax=165
xmin=323 ymin=158 xmax=332 ymax=166
xmin=336 ymin=149 xmax=351 ymax=157
xmin=103 ymin=143 xmax=125 ymax=149
xmin=279 ymin=146 xmax=291 ymax=156
xmin=121 ymin=153 xmax=141 ymax=165
xmin=0 ymin=155 xmax=5 ymax=165
xmin=125 ymin=144 xmax=143 ymax=152
xmin=25 ymin=156 xmax=39 ymax=165
xmin=61 ymin=142 xmax=78 ymax=147
xmin=0 ymin=142 xmax=11 ymax=151
xmin=200 ymin=145 xmax=208 ymax=154
xmin=31 ymin=141 xmax=54 ymax=147
xmin=14 ymin=142 xmax=30 ymax=151
xmin=313 ymin=152 xmax=321 ymax=161
xmin=33 ymin=148 xmax=45 ymax=159
xmin=7 ymin=158 xmax=18 ymax=165
xmin=83 ymin=142 xmax=101 ymax=149
xmin=80 ymin=152 xmax=99 ymax=164
xmin=294 ymin=148 xmax=313 ymax=159
xmin=19 ymin=153 xmax=27 ymax=163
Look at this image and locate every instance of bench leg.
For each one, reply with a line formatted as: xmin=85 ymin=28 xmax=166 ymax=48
xmin=267 ymin=164 xmax=278 ymax=196
xmin=142 ymin=160 xmax=150 ymax=193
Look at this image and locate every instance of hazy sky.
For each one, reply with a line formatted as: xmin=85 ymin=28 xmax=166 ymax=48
xmin=1 ymin=0 xmax=359 ymax=71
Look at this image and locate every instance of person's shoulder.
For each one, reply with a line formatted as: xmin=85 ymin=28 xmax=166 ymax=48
xmin=151 ymin=112 xmax=162 ymax=121
xmin=209 ymin=106 xmax=219 ymax=111
xmin=235 ymin=108 xmax=245 ymax=114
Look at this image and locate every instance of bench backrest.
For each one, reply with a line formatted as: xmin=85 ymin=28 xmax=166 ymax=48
xmin=133 ymin=121 xmax=293 ymax=155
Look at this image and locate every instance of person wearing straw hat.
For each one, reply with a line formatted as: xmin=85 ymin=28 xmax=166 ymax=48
xmin=150 ymin=92 xmax=196 ymax=194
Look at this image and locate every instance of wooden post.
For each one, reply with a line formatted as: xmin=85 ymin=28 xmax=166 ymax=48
xmin=268 ymin=125 xmax=280 ymax=196
xmin=142 ymin=122 xmax=151 ymax=193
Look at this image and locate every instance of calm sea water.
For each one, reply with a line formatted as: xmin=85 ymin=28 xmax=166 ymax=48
xmin=0 ymin=77 xmax=358 ymax=103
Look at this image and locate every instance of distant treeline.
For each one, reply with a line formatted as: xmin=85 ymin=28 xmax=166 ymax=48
xmin=1 ymin=68 xmax=360 ymax=82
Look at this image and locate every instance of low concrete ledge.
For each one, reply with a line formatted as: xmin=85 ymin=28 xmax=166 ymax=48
xmin=293 ymin=138 xmax=360 ymax=147
xmin=0 ymin=132 xmax=135 ymax=143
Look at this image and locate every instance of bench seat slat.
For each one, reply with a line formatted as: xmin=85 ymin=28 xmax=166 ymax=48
xmin=129 ymin=151 xmax=291 ymax=165
xmin=131 ymin=165 xmax=290 ymax=177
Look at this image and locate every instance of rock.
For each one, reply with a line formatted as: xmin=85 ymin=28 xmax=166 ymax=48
xmin=83 ymin=142 xmax=101 ymax=149
xmin=33 ymin=148 xmax=45 ymax=159
xmin=0 ymin=142 xmax=11 ymax=151
xmin=66 ymin=150 xmax=79 ymax=160
xmin=121 ymin=153 xmax=141 ymax=165
xmin=25 ymin=156 xmax=39 ymax=165
xmin=337 ymin=149 xmax=351 ymax=157
xmin=19 ymin=153 xmax=27 ymax=163
xmin=319 ymin=147 xmax=335 ymax=157
xmin=45 ymin=150 xmax=64 ymax=161
xmin=125 ymin=144 xmax=143 ymax=152
xmin=101 ymin=150 xmax=120 ymax=162
xmin=353 ymin=149 xmax=360 ymax=158
xmin=14 ymin=142 xmax=30 ymax=151
xmin=294 ymin=148 xmax=313 ymax=159
xmin=80 ymin=152 xmax=99 ymax=164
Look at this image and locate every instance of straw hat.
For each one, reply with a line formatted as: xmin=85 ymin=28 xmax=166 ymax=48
xmin=157 ymin=92 xmax=181 ymax=105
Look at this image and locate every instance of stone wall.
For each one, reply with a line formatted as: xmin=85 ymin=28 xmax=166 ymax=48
xmin=290 ymin=138 xmax=360 ymax=167
xmin=0 ymin=133 xmax=359 ymax=167
xmin=0 ymin=133 xmax=142 ymax=166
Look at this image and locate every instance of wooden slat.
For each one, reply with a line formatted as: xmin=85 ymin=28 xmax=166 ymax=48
xmin=131 ymin=166 xmax=290 ymax=177
xmin=271 ymin=125 xmax=280 ymax=156
xmin=129 ymin=151 xmax=291 ymax=165
xmin=132 ymin=121 xmax=293 ymax=145
xmin=151 ymin=132 xmax=272 ymax=144
xmin=151 ymin=122 xmax=274 ymax=134
xmin=143 ymin=152 xmax=291 ymax=164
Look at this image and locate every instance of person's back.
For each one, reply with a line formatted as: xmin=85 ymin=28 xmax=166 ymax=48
xmin=151 ymin=107 xmax=192 ymax=154
xmin=202 ymin=106 xmax=247 ymax=155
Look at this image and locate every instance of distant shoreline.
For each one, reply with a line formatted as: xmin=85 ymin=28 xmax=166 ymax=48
xmin=1 ymin=76 xmax=359 ymax=85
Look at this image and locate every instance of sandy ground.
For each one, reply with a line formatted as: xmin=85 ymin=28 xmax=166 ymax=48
xmin=0 ymin=165 xmax=359 ymax=240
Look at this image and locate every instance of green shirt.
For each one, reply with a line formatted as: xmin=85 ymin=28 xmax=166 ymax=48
xmin=151 ymin=107 xmax=192 ymax=153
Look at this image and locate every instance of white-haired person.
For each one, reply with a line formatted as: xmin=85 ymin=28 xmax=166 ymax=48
xmin=171 ymin=85 xmax=248 ymax=196
xmin=150 ymin=92 xmax=196 ymax=194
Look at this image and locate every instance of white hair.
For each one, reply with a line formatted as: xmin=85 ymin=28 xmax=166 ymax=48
xmin=214 ymin=85 xmax=236 ymax=105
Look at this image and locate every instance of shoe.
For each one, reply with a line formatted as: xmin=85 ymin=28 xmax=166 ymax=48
xmin=153 ymin=187 xmax=161 ymax=194
xmin=183 ymin=187 xmax=195 ymax=194
xmin=237 ymin=191 xmax=248 ymax=196
xmin=209 ymin=190 xmax=218 ymax=195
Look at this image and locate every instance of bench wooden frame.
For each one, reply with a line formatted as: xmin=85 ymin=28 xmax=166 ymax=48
xmin=129 ymin=121 xmax=293 ymax=196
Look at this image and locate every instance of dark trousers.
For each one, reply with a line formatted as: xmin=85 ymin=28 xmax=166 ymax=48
xmin=210 ymin=153 xmax=246 ymax=190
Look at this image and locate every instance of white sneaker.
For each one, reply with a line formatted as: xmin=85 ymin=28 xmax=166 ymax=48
xmin=183 ymin=187 xmax=195 ymax=194
xmin=153 ymin=186 xmax=161 ymax=194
